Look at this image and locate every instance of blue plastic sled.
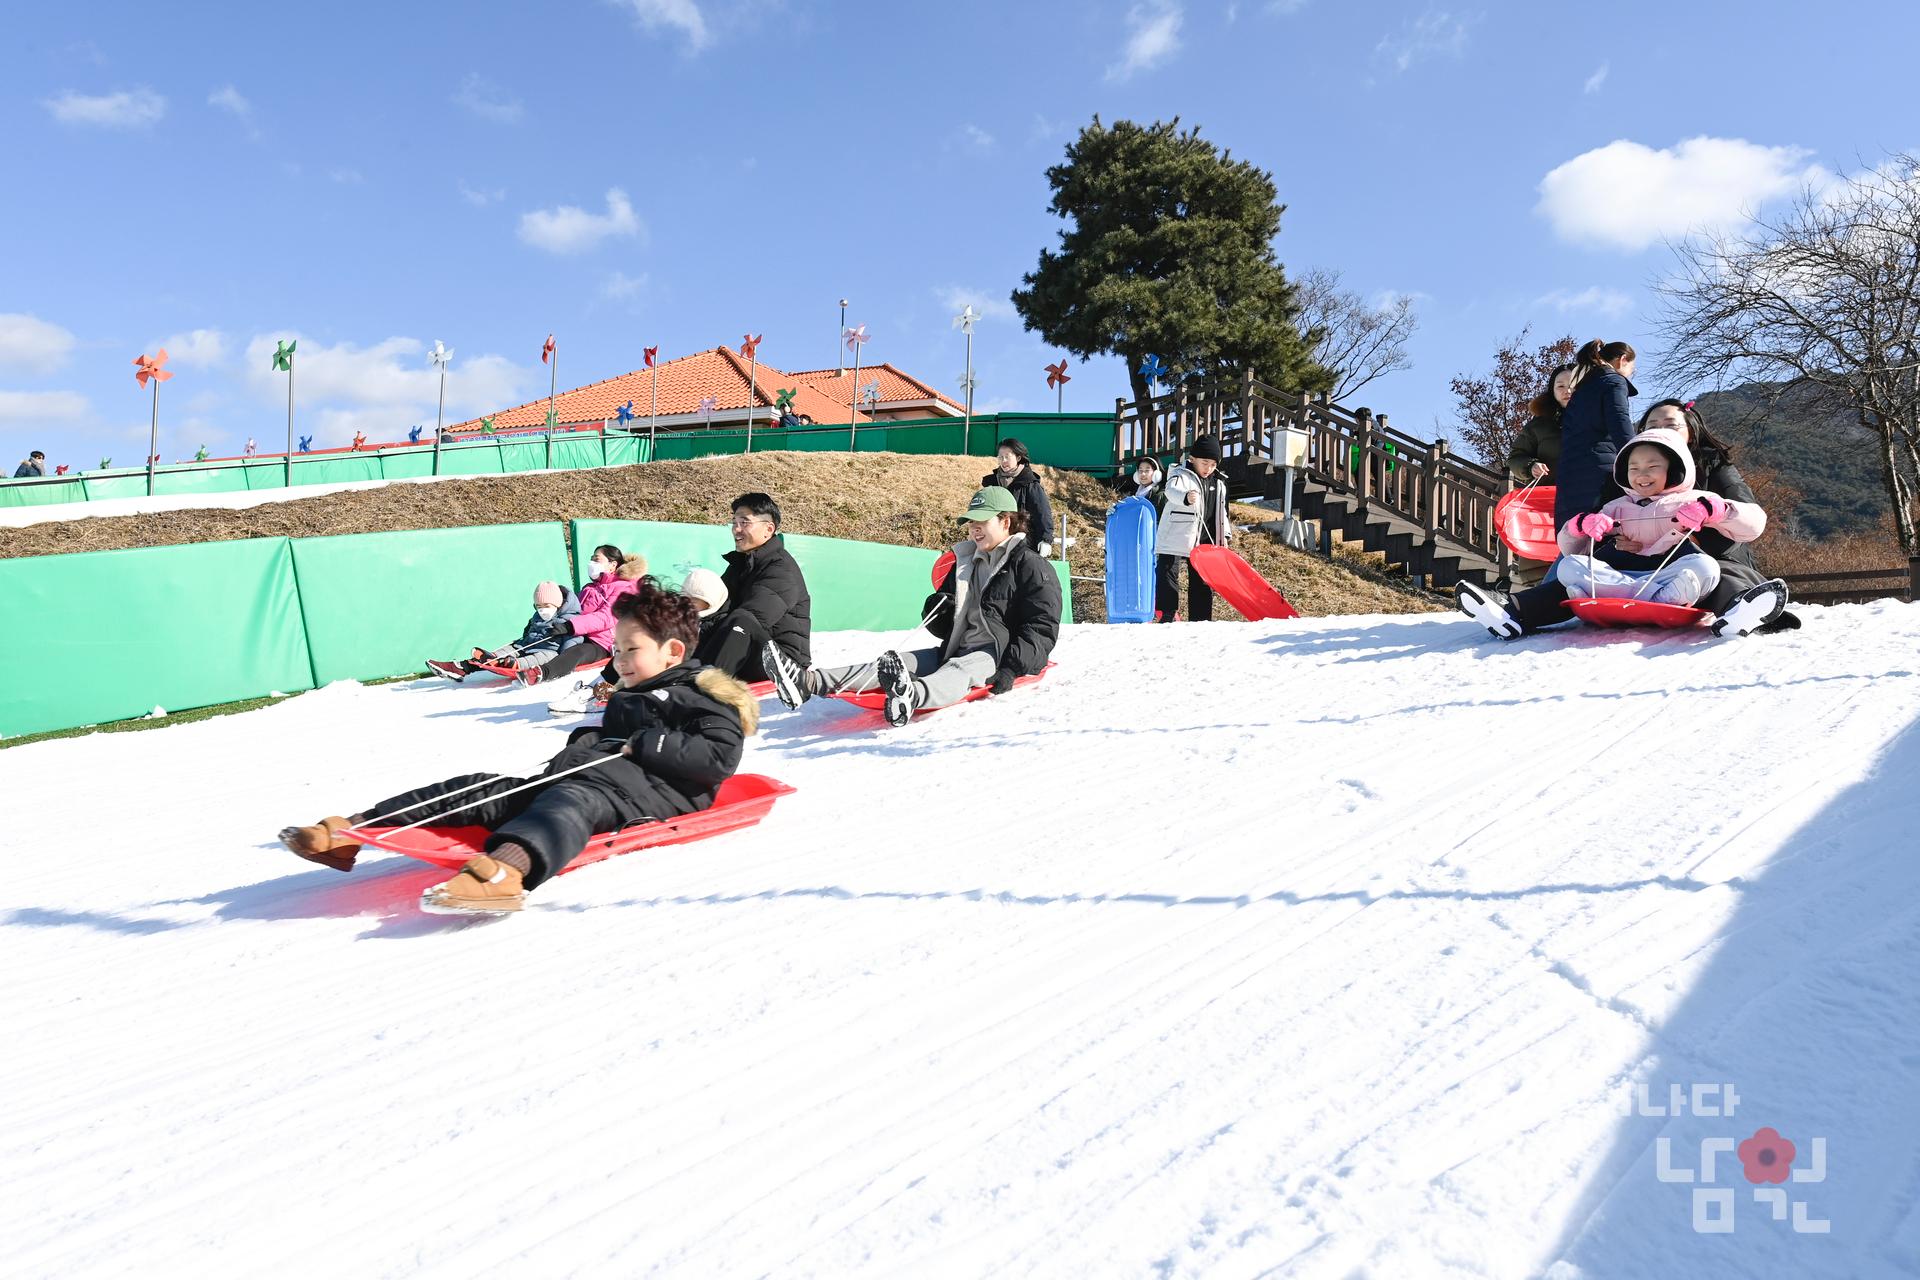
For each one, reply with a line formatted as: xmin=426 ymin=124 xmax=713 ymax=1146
xmin=1106 ymin=496 xmax=1158 ymax=623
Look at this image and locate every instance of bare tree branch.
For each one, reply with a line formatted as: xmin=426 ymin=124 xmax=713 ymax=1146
xmin=1295 ymin=267 xmax=1419 ymax=402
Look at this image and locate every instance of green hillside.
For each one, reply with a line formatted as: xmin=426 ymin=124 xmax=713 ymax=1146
xmin=1690 ymin=382 xmax=1901 ymax=539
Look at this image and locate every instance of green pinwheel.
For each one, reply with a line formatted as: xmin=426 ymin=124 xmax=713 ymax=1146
xmin=481 ymin=415 xmax=497 ymax=434
xmin=194 ymin=445 xmax=209 ymax=461
xmin=271 ymin=339 xmax=296 ymax=372
xmin=545 ymin=408 xmax=559 ymax=431
xmin=774 ymin=388 xmax=797 ymax=410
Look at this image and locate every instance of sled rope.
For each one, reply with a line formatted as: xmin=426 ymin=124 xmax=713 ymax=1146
xmin=341 ymin=752 xmax=626 ymax=840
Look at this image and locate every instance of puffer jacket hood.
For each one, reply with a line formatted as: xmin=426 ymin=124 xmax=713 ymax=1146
xmin=1613 ymin=424 xmax=1694 ymax=496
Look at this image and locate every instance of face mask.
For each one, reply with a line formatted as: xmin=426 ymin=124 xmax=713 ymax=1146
xmin=590 ymin=561 xmax=610 ymax=575
xmin=535 ymin=606 xmax=558 ymax=621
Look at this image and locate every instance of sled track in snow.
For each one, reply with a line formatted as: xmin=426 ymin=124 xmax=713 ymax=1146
xmin=4 ymin=607 xmax=1920 ymax=1278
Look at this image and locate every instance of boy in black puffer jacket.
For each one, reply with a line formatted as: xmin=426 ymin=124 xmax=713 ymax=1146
xmin=763 ymin=487 xmax=1061 ymax=726
xmin=278 ymin=579 xmax=760 ymax=914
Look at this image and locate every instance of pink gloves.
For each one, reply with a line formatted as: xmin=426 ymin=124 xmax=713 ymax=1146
xmin=1568 ymin=513 xmax=1616 ymax=540
xmin=1672 ymin=494 xmax=1731 ymax=532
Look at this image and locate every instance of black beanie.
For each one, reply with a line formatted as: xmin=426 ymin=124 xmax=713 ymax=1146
xmin=1187 ymin=435 xmax=1221 ymax=462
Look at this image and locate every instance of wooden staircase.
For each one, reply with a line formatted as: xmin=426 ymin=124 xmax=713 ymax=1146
xmin=1113 ymin=372 xmax=1511 ymax=589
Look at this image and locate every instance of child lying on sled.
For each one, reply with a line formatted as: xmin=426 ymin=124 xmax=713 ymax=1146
xmin=278 ymin=579 xmax=761 ymax=915
xmin=1552 ymin=424 xmax=1766 ymax=607
xmin=425 ymin=580 xmax=581 ymax=680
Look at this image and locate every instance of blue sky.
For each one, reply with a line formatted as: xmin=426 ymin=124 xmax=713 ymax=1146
xmin=3 ymin=0 xmax=1916 ymax=471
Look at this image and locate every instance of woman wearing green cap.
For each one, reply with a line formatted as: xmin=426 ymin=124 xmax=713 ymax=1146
xmin=763 ymin=485 xmax=1062 ymax=725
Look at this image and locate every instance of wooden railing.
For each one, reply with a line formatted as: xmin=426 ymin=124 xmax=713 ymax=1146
xmin=1114 ymin=371 xmax=1510 ymax=568
xmin=1780 ymin=561 xmax=1919 ymax=605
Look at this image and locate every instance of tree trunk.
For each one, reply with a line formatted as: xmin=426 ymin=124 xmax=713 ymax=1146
xmin=1877 ymin=424 xmax=1919 ymax=556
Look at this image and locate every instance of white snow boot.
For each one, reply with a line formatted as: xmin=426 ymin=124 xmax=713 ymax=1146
xmin=1456 ymin=580 xmax=1522 ymax=640
xmin=546 ymin=677 xmax=602 ymax=715
xmin=1710 ymin=578 xmax=1789 ymax=638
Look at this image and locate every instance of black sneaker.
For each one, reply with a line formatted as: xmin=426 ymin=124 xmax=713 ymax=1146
xmin=763 ymin=640 xmax=810 ymax=710
xmin=425 ymin=659 xmax=469 ymax=681
xmin=1456 ymin=580 xmax=1522 ymax=640
xmin=876 ymin=649 xmax=921 ymax=726
xmin=1710 ymin=579 xmax=1789 ymax=638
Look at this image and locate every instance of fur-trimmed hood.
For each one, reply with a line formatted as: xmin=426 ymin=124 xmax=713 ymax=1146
xmin=616 ymin=552 xmax=650 ymax=581
xmin=695 ymin=666 xmax=760 ymax=737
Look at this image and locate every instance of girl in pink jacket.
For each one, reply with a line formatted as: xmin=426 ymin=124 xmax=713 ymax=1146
xmin=521 ymin=544 xmax=648 ymax=685
xmin=1553 ymin=423 xmax=1768 ymax=607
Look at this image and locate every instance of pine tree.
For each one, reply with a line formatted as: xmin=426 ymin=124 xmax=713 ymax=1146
xmin=1011 ymin=117 xmax=1328 ymax=409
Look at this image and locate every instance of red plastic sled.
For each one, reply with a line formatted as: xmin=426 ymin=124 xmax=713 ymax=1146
xmin=1189 ymin=545 xmax=1300 ymax=621
xmin=1566 ymin=597 xmax=1711 ymax=629
xmin=1495 ymin=484 xmax=1559 ymax=562
xmin=832 ymin=662 xmax=1056 ymax=713
xmin=351 ymin=773 xmax=796 ymax=874
xmin=933 ymin=549 xmax=955 ymax=587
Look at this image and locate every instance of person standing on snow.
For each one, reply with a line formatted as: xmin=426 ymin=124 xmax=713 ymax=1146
xmin=763 ymin=486 xmax=1060 ymax=725
xmin=278 ymin=581 xmax=760 ymax=915
xmin=983 ymin=437 xmax=1056 ymax=557
xmin=1154 ymin=435 xmax=1231 ymax=623
xmin=1554 ymin=339 xmax=1638 ymax=529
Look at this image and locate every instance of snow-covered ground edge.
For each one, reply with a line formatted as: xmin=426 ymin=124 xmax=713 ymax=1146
xmin=3 ymin=607 xmax=1918 ymax=1278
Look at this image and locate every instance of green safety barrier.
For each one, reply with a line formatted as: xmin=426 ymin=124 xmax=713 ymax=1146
xmin=571 ymin=519 xmax=1072 ymax=630
xmin=0 ymin=537 xmax=314 ymax=739
xmin=291 ymin=523 xmax=573 ymax=684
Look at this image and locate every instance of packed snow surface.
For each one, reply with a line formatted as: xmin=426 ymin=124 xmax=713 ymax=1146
xmin=0 ymin=468 xmax=488 ymax=528
xmin=4 ymin=607 xmax=1919 ymax=1278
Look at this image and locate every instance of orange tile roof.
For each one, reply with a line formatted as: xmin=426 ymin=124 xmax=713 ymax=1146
xmin=445 ymin=346 xmax=962 ymax=436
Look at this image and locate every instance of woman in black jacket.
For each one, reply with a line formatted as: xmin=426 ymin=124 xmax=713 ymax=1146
xmin=763 ymin=486 xmax=1061 ymax=725
xmin=1554 ymin=339 xmax=1638 ymax=529
xmin=1504 ymin=363 xmax=1577 ymax=589
xmin=984 ymin=437 xmax=1057 ymax=556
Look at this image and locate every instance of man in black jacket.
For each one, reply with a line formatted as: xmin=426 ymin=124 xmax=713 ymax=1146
xmin=695 ymin=491 xmax=814 ymax=682
xmin=764 ymin=486 xmax=1061 ymax=725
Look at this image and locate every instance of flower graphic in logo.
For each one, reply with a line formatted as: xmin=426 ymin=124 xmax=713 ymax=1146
xmin=1738 ymin=1127 xmax=1796 ymax=1184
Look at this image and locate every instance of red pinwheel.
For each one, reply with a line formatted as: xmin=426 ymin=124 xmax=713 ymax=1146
xmin=133 ymin=348 xmax=173 ymax=387
xmin=541 ymin=333 xmax=556 ymax=365
xmin=1045 ymin=360 xmax=1072 ymax=390
xmin=643 ymin=345 xmax=659 ymax=368
xmin=739 ymin=333 xmax=762 ymax=359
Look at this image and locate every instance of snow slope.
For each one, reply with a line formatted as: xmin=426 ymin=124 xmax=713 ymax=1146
xmin=0 ymin=469 xmax=488 ymax=529
xmin=3 ymin=606 xmax=1919 ymax=1279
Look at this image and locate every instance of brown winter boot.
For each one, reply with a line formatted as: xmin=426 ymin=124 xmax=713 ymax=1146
xmin=419 ymin=855 xmax=527 ymax=915
xmin=278 ymin=816 xmax=362 ymax=873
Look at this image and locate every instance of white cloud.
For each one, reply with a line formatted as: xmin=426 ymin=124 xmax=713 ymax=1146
xmin=1375 ymin=10 xmax=1470 ymax=73
xmin=0 ymin=390 xmax=90 ymax=425
xmin=451 ymin=72 xmax=523 ymax=123
xmin=958 ymin=123 xmax=995 ymax=153
xmin=1583 ymin=61 xmax=1609 ymax=94
xmin=328 ymin=168 xmax=365 ymax=184
xmin=936 ymin=286 xmax=1016 ymax=324
xmin=0 ymin=314 xmax=78 ymax=374
xmin=43 ymin=87 xmax=166 ymax=128
xmin=208 ymin=85 xmax=251 ymax=118
xmin=602 ymin=271 xmax=649 ymax=301
xmin=1107 ymin=2 xmax=1183 ymax=82
xmin=612 ymin=0 xmax=711 ymax=52
xmin=1532 ymin=286 xmax=1634 ymax=319
xmin=459 ymin=181 xmax=506 ymax=206
xmin=517 ymin=188 xmax=643 ymax=255
xmin=152 ymin=329 xmax=229 ymax=367
xmin=1537 ymin=136 xmax=1829 ymax=252
xmin=241 ymin=334 xmax=527 ymax=446
xmin=1266 ymin=0 xmax=1309 ymax=12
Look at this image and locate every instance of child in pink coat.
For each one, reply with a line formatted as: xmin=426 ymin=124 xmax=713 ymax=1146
xmin=520 ymin=545 xmax=648 ymax=685
xmin=1553 ymin=423 xmax=1768 ymax=607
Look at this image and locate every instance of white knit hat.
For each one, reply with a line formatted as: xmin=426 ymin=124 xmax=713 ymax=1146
xmin=680 ymin=567 xmax=728 ymax=617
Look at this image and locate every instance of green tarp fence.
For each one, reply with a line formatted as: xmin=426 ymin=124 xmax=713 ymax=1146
xmin=0 ymin=414 xmax=1111 ymax=511
xmin=0 ymin=518 xmax=1072 ymax=739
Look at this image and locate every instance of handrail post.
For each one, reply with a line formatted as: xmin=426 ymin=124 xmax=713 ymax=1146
xmin=1910 ymin=555 xmax=1920 ymax=602
xmin=1113 ymin=397 xmax=1127 ymax=464
xmin=1177 ymin=384 xmax=1191 ymax=453
xmin=1353 ymin=408 xmax=1374 ymax=505
xmin=1423 ymin=438 xmax=1445 ymax=539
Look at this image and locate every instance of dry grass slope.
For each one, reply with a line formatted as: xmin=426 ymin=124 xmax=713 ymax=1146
xmin=0 ymin=452 xmax=1446 ymax=622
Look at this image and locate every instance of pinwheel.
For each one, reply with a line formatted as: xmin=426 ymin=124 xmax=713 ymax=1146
xmin=842 ymin=325 xmax=870 ymax=447
xmin=348 ymin=431 xmax=365 ymax=451
xmin=298 ymin=435 xmax=313 ymax=453
xmin=952 ymin=306 xmax=980 ymax=429
xmin=480 ymin=415 xmax=497 ymax=434
xmin=272 ymin=340 xmax=298 ymax=481
xmin=428 ymin=341 xmax=453 ymax=474
xmin=699 ymin=395 xmax=718 ymax=427
xmin=740 ymin=334 xmax=763 ymax=452
xmin=540 ymin=334 xmax=560 ymax=467
xmin=643 ymin=345 xmax=658 ymax=368
xmin=1044 ymin=359 xmax=1071 ymax=412
xmin=615 ymin=400 xmax=636 ymax=427
xmin=54 ymin=465 xmax=69 ymax=476
xmin=134 ymin=348 xmax=173 ymax=495
xmin=1138 ymin=353 xmax=1169 ymax=387
xmin=98 ymin=457 xmax=111 ymax=470
xmin=955 ymin=370 xmax=977 ymax=397
xmin=407 ymin=426 xmax=423 ymax=444
xmin=863 ymin=379 xmax=882 ymax=407
xmin=245 ymin=437 xmax=258 ymax=456
xmin=774 ymin=388 xmax=797 ymax=410
xmin=194 ymin=445 xmax=209 ymax=462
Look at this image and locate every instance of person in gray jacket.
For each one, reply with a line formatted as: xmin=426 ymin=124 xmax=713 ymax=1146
xmin=764 ymin=486 xmax=1062 ymax=725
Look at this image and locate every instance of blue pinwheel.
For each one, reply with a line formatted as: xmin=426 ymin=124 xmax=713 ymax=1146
xmin=615 ymin=400 xmax=636 ymax=426
xmin=408 ymin=425 xmax=423 ymax=443
xmin=862 ymin=379 xmax=881 ymax=407
xmin=298 ymin=435 xmax=313 ymax=453
xmin=1138 ymin=353 xmax=1170 ymax=387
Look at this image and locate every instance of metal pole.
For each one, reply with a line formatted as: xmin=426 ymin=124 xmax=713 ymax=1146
xmin=837 ymin=299 xmax=847 ymax=374
xmin=648 ymin=364 xmax=658 ymax=456
xmin=146 ymin=380 xmax=159 ymax=496
xmin=546 ymin=351 xmax=556 ymax=470
xmin=848 ymin=346 xmax=861 ymax=451
xmin=284 ymin=357 xmax=295 ymax=488
xmin=963 ymin=329 xmax=974 ymax=433
xmin=746 ymin=353 xmax=757 ymax=454
xmin=433 ymin=369 xmax=445 ymax=476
